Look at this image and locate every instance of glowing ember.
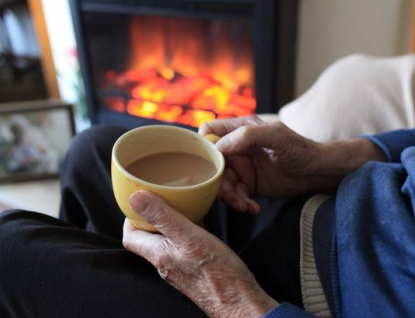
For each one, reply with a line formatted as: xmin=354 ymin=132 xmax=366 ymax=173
xmin=101 ymin=68 xmax=256 ymax=127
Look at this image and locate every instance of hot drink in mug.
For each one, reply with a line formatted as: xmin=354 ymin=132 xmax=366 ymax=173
xmin=111 ymin=125 xmax=224 ymax=232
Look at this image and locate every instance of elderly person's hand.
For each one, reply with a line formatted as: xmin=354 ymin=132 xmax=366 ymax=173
xmin=199 ymin=115 xmax=387 ymax=214
xmin=123 ymin=190 xmax=278 ymax=318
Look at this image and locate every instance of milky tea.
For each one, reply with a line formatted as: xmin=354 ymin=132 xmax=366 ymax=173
xmin=125 ymin=152 xmax=217 ymax=187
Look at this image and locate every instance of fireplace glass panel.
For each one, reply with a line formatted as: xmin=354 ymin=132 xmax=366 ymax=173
xmin=83 ymin=12 xmax=256 ymax=128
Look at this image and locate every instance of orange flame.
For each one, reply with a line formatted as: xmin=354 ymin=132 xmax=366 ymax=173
xmin=101 ymin=16 xmax=256 ymax=127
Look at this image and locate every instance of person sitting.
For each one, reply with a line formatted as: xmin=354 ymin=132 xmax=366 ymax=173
xmin=0 ymin=54 xmax=414 ymax=317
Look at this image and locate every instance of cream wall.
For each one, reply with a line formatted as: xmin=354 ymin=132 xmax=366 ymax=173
xmin=41 ymin=0 xmax=77 ymax=106
xmin=295 ymin=0 xmax=413 ymax=96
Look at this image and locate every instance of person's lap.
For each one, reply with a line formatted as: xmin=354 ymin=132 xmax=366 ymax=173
xmin=0 ymin=209 xmax=208 ymax=318
xmin=0 ymin=125 xmax=304 ymax=317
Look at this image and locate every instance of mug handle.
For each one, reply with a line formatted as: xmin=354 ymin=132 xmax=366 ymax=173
xmin=204 ymin=134 xmax=221 ymax=144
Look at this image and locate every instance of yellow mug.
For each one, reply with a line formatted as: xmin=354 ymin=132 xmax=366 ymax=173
xmin=111 ymin=125 xmax=224 ymax=232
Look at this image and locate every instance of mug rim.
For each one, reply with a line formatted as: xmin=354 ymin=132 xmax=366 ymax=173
xmin=112 ymin=125 xmax=225 ymax=191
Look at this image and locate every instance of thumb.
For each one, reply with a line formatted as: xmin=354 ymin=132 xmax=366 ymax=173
xmin=130 ymin=191 xmax=199 ymax=241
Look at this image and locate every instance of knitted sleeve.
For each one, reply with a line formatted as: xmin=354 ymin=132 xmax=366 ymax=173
xmin=362 ymin=129 xmax=415 ymax=163
xmin=263 ymin=303 xmax=316 ymax=317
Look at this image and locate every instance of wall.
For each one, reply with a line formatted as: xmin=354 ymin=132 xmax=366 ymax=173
xmin=40 ymin=0 xmax=77 ymax=105
xmin=295 ymin=0 xmax=413 ymax=96
xmin=40 ymin=0 xmax=88 ymax=131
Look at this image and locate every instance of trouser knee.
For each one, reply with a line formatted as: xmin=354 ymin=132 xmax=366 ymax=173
xmin=65 ymin=125 xmax=127 ymax=164
xmin=61 ymin=125 xmax=128 ymax=178
xmin=0 ymin=210 xmax=36 ymax=248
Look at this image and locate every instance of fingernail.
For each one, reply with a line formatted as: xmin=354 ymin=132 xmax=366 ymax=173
xmin=130 ymin=191 xmax=150 ymax=213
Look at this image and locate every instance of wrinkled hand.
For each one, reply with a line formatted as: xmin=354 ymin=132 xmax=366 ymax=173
xmin=199 ymin=116 xmax=321 ymax=214
xmin=123 ymin=191 xmax=277 ymax=318
xmin=199 ymin=115 xmax=387 ymax=215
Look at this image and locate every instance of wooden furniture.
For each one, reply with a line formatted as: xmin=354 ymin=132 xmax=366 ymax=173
xmin=411 ymin=0 xmax=415 ymax=53
xmin=27 ymin=0 xmax=60 ymax=99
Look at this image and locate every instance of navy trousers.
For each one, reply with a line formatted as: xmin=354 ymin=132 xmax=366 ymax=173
xmin=0 ymin=125 xmax=304 ymax=317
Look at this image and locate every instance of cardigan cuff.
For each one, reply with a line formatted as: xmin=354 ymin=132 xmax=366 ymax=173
xmin=362 ymin=129 xmax=415 ymax=163
xmin=263 ymin=303 xmax=316 ymax=318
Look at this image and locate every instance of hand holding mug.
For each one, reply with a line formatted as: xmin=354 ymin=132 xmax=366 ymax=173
xmin=200 ymin=115 xmax=387 ymax=215
xmin=123 ymin=190 xmax=278 ymax=317
xmin=199 ymin=116 xmax=323 ymax=213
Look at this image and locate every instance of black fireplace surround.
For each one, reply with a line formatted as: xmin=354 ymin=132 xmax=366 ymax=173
xmin=70 ymin=0 xmax=298 ymax=129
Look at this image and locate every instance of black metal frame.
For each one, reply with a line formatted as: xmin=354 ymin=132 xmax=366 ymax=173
xmin=69 ymin=0 xmax=298 ymax=128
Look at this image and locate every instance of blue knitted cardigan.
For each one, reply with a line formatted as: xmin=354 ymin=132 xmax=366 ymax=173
xmin=265 ymin=129 xmax=415 ymax=318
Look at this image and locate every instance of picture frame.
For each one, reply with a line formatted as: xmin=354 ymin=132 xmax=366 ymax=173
xmin=0 ymin=100 xmax=76 ymax=183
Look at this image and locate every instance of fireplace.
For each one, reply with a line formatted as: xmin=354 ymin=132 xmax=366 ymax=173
xmin=70 ymin=0 xmax=298 ymax=129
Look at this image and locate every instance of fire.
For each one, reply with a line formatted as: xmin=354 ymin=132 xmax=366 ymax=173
xmin=100 ymin=16 xmax=256 ymax=127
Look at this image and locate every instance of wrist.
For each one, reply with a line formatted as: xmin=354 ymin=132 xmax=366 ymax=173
xmin=310 ymin=138 xmax=387 ymax=192
xmin=206 ymin=279 xmax=278 ymax=318
xmin=228 ymin=288 xmax=278 ymax=318
xmin=326 ymin=137 xmax=387 ymax=171
xmin=249 ymin=292 xmax=278 ymax=317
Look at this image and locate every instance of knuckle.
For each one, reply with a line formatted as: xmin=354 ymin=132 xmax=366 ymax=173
xmin=151 ymin=241 xmax=174 ymax=268
xmin=151 ymin=246 xmax=176 ymax=280
xmin=249 ymin=115 xmax=264 ymax=125
xmin=199 ymin=121 xmax=211 ymax=132
xmin=270 ymin=120 xmax=284 ymax=130
xmin=237 ymin=125 xmax=253 ymax=139
xmin=269 ymin=122 xmax=289 ymax=143
xmin=157 ymin=266 xmax=170 ymax=280
xmin=152 ymin=254 xmax=168 ymax=271
xmin=236 ymin=125 xmax=260 ymax=148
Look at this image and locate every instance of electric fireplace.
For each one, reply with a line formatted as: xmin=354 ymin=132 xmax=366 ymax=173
xmin=70 ymin=0 xmax=298 ymax=129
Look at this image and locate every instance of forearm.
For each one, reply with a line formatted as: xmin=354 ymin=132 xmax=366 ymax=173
xmin=309 ymin=137 xmax=387 ymax=193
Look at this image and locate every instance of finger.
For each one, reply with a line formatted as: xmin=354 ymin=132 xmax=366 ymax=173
xmin=215 ymin=121 xmax=290 ymax=155
xmin=130 ymin=190 xmax=201 ymax=244
xmin=243 ymin=196 xmax=261 ymax=215
xmin=219 ymin=185 xmax=260 ymax=215
xmin=235 ymin=183 xmax=261 ymax=215
xmin=122 ymin=218 xmax=165 ymax=260
xmin=219 ymin=169 xmax=259 ymax=214
xmin=226 ymin=155 xmax=256 ymax=193
xmin=218 ymin=168 xmax=240 ymax=200
xmin=198 ymin=115 xmax=264 ymax=137
xmin=219 ymin=188 xmax=250 ymax=213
